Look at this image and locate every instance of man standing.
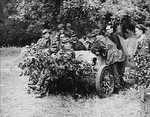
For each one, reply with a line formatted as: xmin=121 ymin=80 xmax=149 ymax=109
xmin=65 ymin=23 xmax=75 ymax=38
xmin=104 ymin=23 xmax=126 ymax=90
xmin=135 ymin=24 xmax=149 ymax=54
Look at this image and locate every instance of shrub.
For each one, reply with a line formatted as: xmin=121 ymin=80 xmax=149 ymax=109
xmin=18 ymin=38 xmax=96 ymax=96
xmin=124 ymin=54 xmax=150 ymax=88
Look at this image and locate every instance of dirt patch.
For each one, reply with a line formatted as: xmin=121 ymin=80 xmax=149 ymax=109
xmin=0 ymin=48 xmax=142 ymax=117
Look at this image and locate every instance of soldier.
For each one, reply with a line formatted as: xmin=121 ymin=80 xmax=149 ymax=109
xmin=135 ymin=24 xmax=149 ymax=54
xmin=91 ymin=23 xmax=126 ymax=90
xmin=30 ymin=35 xmax=75 ymax=98
xmin=57 ymin=36 xmax=75 ymax=60
xmin=36 ymin=29 xmax=51 ymax=49
xmin=28 ymin=29 xmax=56 ymax=96
xmin=34 ymin=36 xmax=75 ymax=98
xmin=54 ymin=24 xmax=65 ymax=50
xmin=87 ymin=29 xmax=101 ymax=50
xmin=70 ymin=34 xmax=86 ymax=51
xmin=65 ymin=23 xmax=75 ymax=37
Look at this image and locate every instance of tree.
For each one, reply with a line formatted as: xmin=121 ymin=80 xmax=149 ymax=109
xmin=1 ymin=0 xmax=150 ymax=46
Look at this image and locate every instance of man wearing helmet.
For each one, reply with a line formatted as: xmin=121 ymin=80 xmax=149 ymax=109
xmin=36 ymin=29 xmax=51 ymax=49
xmin=65 ymin=23 xmax=75 ymax=38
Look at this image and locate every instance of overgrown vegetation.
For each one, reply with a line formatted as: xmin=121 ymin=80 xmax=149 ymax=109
xmin=124 ymin=54 xmax=150 ymax=88
xmin=1 ymin=0 xmax=150 ymax=97
xmin=18 ymin=38 xmax=150 ymax=98
xmin=19 ymin=43 xmax=96 ymax=96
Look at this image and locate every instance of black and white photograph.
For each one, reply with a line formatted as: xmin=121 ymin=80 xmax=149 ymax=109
xmin=0 ymin=0 xmax=150 ymax=117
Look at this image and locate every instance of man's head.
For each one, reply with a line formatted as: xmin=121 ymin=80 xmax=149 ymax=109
xmin=62 ymin=37 xmax=72 ymax=50
xmin=71 ymin=34 xmax=78 ymax=43
xmin=57 ymin=24 xmax=64 ymax=30
xmin=60 ymin=29 xmax=65 ymax=34
xmin=60 ymin=34 xmax=65 ymax=40
xmin=135 ymin=24 xmax=147 ymax=37
xmin=106 ymin=25 xmax=113 ymax=34
xmin=66 ymin=23 xmax=71 ymax=28
xmin=121 ymin=22 xmax=136 ymax=39
xmin=121 ymin=15 xmax=136 ymax=39
xmin=42 ymin=29 xmax=50 ymax=39
xmin=51 ymin=42 xmax=59 ymax=53
xmin=87 ymin=29 xmax=100 ymax=41
xmin=83 ymin=36 xmax=87 ymax=41
xmin=58 ymin=24 xmax=64 ymax=34
xmin=96 ymin=35 xmax=105 ymax=42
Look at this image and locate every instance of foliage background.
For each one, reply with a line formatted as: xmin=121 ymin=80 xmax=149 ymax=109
xmin=0 ymin=0 xmax=150 ymax=47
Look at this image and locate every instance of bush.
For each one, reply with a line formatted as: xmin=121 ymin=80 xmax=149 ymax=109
xmin=2 ymin=0 xmax=150 ymax=47
xmin=18 ymin=38 xmax=96 ymax=96
xmin=124 ymin=54 xmax=150 ymax=88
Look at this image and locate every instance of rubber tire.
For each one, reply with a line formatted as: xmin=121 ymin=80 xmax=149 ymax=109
xmin=96 ymin=65 xmax=115 ymax=98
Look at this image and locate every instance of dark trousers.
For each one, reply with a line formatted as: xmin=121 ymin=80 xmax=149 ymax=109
xmin=112 ymin=61 xmax=126 ymax=88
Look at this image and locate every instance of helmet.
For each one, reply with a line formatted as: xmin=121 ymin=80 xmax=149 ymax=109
xmin=87 ymin=29 xmax=100 ymax=38
xmin=136 ymin=24 xmax=147 ymax=33
xmin=42 ymin=29 xmax=50 ymax=34
xmin=57 ymin=24 xmax=64 ymax=29
xmin=66 ymin=23 xmax=71 ymax=27
xmin=62 ymin=37 xmax=71 ymax=43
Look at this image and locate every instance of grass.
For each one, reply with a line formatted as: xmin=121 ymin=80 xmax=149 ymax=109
xmin=0 ymin=47 xmax=144 ymax=117
xmin=0 ymin=47 xmax=21 ymax=57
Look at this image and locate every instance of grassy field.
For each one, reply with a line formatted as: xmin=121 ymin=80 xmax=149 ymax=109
xmin=0 ymin=47 xmax=21 ymax=57
xmin=0 ymin=47 xmax=143 ymax=117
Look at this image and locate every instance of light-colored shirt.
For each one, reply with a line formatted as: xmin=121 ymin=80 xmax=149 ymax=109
xmin=125 ymin=36 xmax=138 ymax=57
xmin=137 ymin=34 xmax=149 ymax=54
xmin=118 ymin=35 xmax=138 ymax=57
